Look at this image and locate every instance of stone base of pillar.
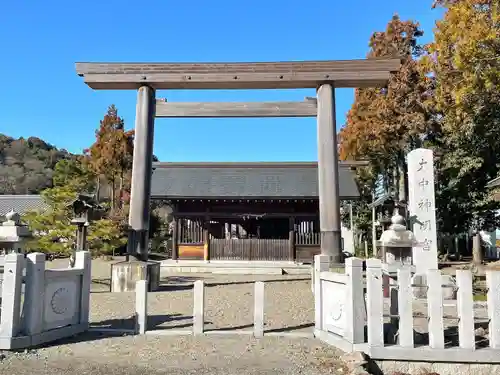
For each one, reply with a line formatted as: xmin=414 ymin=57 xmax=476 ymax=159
xmin=111 ymin=260 xmax=160 ymax=293
xmin=320 ymin=230 xmax=343 ymax=263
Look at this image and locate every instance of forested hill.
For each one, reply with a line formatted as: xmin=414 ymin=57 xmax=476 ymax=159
xmin=0 ymin=134 xmax=74 ymax=195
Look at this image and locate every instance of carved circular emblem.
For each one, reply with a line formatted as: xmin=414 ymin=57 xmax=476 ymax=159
xmin=329 ymin=303 xmax=344 ymax=321
xmin=50 ymin=287 xmax=71 ymax=315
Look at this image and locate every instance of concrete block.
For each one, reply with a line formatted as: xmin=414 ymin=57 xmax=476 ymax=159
xmin=111 ymin=261 xmax=160 ymax=292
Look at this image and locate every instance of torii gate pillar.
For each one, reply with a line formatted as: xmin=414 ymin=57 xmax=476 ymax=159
xmin=127 ymin=85 xmax=156 ymax=261
xmin=317 ymin=84 xmax=342 ymax=263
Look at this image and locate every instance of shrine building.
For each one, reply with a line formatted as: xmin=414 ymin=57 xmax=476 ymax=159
xmin=151 ymin=161 xmax=362 ymax=263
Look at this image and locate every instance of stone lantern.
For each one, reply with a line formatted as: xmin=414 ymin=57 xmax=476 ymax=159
xmin=377 ymin=210 xmax=417 ymax=274
xmin=68 ymin=194 xmax=100 ymax=267
xmin=0 ymin=209 xmax=32 ymax=255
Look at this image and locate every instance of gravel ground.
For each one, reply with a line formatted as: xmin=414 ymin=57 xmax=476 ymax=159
xmin=66 ymin=258 xmax=315 ymax=333
xmin=0 ymin=334 xmax=344 ymax=375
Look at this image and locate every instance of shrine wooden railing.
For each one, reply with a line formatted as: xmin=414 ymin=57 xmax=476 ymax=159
xmin=178 ymin=218 xmax=203 ymax=244
xmin=295 ymin=218 xmax=320 ymax=246
xmin=295 ymin=232 xmax=320 ymax=245
xmin=210 ymin=239 xmax=290 ymax=261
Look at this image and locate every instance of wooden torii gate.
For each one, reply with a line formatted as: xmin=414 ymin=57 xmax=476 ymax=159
xmin=75 ymin=59 xmax=400 ymax=263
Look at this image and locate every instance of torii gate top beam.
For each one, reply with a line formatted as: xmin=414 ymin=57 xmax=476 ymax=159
xmin=75 ymin=58 xmax=401 ymax=90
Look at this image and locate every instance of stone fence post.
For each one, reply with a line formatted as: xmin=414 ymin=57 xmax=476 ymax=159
xmin=344 ymin=257 xmax=365 ymax=344
xmin=0 ymin=253 xmax=24 ymax=338
xmin=314 ymin=255 xmax=330 ymax=330
xmin=75 ymin=251 xmax=91 ymax=326
xmin=24 ymin=253 xmax=46 ymax=336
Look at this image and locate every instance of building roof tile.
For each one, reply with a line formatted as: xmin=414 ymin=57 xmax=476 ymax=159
xmin=151 ymin=162 xmax=360 ymax=199
xmin=0 ymin=195 xmax=48 ymax=218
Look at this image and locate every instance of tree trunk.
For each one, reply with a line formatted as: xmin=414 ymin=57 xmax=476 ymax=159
xmin=472 ymin=232 xmax=483 ymax=264
xmin=398 ymin=159 xmax=408 ymax=203
xmin=110 ymin=178 xmax=116 ymax=212
xmin=119 ymin=170 xmax=124 ymax=209
xmin=95 ymin=175 xmax=101 ymax=202
xmin=393 ymin=166 xmax=400 ymax=202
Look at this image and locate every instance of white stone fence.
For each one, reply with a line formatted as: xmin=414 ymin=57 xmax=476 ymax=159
xmin=313 ymin=255 xmax=366 ymax=352
xmin=314 ymin=255 xmax=500 ymax=364
xmin=0 ymin=251 xmax=91 ymax=350
xmin=134 ymin=279 xmax=288 ymax=337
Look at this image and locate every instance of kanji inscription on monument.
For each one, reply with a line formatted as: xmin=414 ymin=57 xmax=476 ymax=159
xmin=407 ymin=148 xmax=438 ymax=273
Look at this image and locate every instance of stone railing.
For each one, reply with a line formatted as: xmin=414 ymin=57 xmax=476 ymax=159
xmin=0 ymin=252 xmax=91 ymax=350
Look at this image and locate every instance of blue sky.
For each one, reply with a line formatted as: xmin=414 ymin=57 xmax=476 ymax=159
xmin=1 ymin=1 xmax=442 ymax=162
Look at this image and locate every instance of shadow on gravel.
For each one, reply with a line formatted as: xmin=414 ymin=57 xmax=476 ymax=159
xmin=205 ymin=278 xmax=310 ymax=287
xmin=26 ymin=330 xmax=137 ymax=350
xmin=156 ymin=276 xmax=201 ymax=291
xmin=148 ymin=276 xmax=310 ymax=293
xmin=90 ymin=275 xmax=311 ymax=294
xmin=265 ymin=323 xmax=314 ymax=334
xmin=148 ymin=253 xmax=169 ymax=261
xmin=162 ymin=275 xmax=202 ymax=283
xmin=404 ymin=321 xmax=491 ymax=349
xmin=149 ymin=314 xmax=202 ymax=330
xmin=91 ymin=278 xmax=111 ymax=293
xmin=204 ymin=324 xmax=255 ymax=332
xmin=23 ymin=314 xmax=218 ymax=349
xmin=90 ymin=313 xmax=197 ymax=331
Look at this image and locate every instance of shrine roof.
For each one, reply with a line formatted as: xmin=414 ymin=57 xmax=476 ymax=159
xmin=151 ymin=162 xmax=362 ymax=200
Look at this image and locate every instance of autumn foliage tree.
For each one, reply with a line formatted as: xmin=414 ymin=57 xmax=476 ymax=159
xmin=423 ymin=0 xmax=500 ymax=259
xmin=338 ymin=16 xmax=435 ymax=247
xmin=340 ymin=16 xmax=435 ymax=200
xmin=85 ymin=105 xmax=134 ymax=212
xmin=340 ymin=4 xmax=499 ymax=260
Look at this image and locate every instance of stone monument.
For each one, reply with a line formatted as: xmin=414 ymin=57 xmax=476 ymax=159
xmin=407 ymin=148 xmax=438 ymax=274
xmin=407 ymin=148 xmax=439 ymax=298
